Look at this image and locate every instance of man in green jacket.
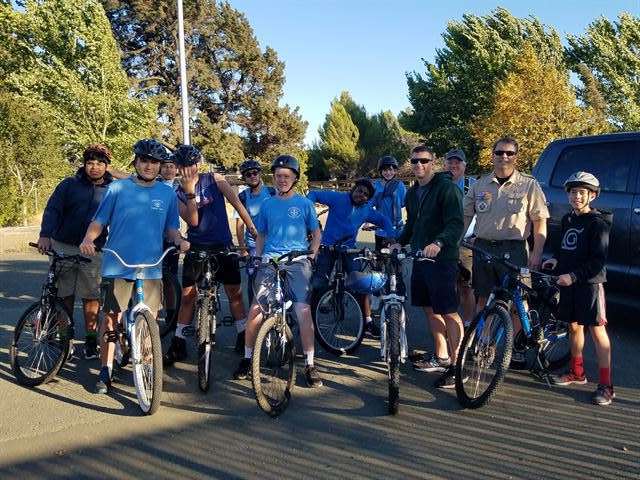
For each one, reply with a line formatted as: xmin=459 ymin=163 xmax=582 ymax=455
xmin=395 ymin=145 xmax=465 ymax=388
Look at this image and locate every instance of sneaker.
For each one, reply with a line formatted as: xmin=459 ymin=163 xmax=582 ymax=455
xmin=304 ymin=365 xmax=323 ymax=388
xmin=364 ymin=320 xmax=380 ymax=338
xmin=408 ymin=350 xmax=427 ymax=363
xmin=84 ymin=336 xmax=99 ymax=360
xmin=234 ymin=331 xmax=245 ymax=355
xmin=434 ymin=367 xmax=456 ymax=389
xmin=414 ymin=355 xmax=451 ymax=373
xmin=163 ymin=336 xmax=187 ymax=367
xmin=592 ymin=384 xmax=615 ymax=406
xmin=95 ymin=366 xmax=111 ymax=394
xmin=233 ymin=358 xmax=251 ymax=380
xmin=550 ymin=370 xmax=587 ymax=386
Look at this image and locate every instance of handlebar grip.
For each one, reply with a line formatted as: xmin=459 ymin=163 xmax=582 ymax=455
xmin=29 ymin=242 xmax=39 ymax=248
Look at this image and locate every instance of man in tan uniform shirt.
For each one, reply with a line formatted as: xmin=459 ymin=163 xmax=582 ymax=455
xmin=463 ymin=136 xmax=550 ymax=312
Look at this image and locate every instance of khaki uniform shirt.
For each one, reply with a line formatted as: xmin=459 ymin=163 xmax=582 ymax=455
xmin=463 ymin=170 xmax=549 ymax=241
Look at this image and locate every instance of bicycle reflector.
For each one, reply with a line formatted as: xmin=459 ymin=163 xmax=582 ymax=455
xmin=346 ymin=271 xmax=387 ymax=294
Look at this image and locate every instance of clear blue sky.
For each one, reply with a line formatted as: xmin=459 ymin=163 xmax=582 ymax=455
xmin=229 ymin=1 xmax=639 ymax=145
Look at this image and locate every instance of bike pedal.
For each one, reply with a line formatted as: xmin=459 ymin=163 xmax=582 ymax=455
xmin=222 ymin=316 xmax=234 ymax=327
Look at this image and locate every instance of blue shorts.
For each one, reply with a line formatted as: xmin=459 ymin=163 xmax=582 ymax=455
xmin=410 ymin=259 xmax=459 ymax=315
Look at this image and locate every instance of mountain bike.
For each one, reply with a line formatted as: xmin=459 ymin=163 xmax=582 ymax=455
xmin=252 ymin=250 xmax=312 ymax=417
xmin=10 ymin=242 xmax=90 ymax=386
xmin=455 ymin=242 xmax=570 ymax=409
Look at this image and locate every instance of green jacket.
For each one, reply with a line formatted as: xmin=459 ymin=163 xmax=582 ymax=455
xmin=397 ymin=171 xmax=463 ymax=261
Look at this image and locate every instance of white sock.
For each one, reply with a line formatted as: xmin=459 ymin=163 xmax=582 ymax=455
xmin=305 ymin=350 xmax=314 ymax=366
xmin=244 ymin=346 xmax=253 ymax=359
xmin=105 ymin=361 xmax=113 ymax=378
xmin=236 ymin=317 xmax=246 ymax=333
xmin=175 ymin=323 xmax=188 ymax=339
xmin=365 ymin=316 xmax=373 ymax=324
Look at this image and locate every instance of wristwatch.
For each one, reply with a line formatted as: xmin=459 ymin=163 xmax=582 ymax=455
xmin=433 ymin=240 xmax=444 ymax=249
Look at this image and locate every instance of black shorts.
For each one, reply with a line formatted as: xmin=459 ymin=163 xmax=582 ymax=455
xmin=410 ymin=259 xmax=459 ymax=315
xmin=558 ymin=283 xmax=607 ymax=327
xmin=182 ymin=244 xmax=241 ymax=288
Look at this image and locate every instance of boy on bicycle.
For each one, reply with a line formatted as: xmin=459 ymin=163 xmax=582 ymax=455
xmin=233 ymin=155 xmax=323 ymax=388
xmin=80 ymin=139 xmax=189 ymax=394
xmin=542 ymin=172 xmax=614 ymax=405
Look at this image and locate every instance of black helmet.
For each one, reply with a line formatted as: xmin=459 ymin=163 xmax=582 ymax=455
xmin=271 ymin=154 xmax=300 ymax=178
xmin=352 ymin=177 xmax=375 ymax=199
xmin=378 ymin=155 xmax=398 ymax=170
xmin=239 ymin=159 xmax=262 ymax=175
xmin=172 ymin=144 xmax=203 ymax=167
xmin=564 ymin=171 xmax=600 ymax=197
xmin=133 ymin=139 xmax=170 ymax=162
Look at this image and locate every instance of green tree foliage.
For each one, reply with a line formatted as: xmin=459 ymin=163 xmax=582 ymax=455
xmin=401 ymin=7 xmax=564 ymax=170
xmin=101 ymin=0 xmax=307 ymax=167
xmin=318 ymin=101 xmax=359 ymax=178
xmin=567 ymin=13 xmax=640 ymax=129
xmin=473 ymin=44 xmax=605 ymax=173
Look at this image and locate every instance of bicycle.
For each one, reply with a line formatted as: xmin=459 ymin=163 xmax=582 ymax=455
xmin=455 ymin=241 xmax=570 ymax=409
xmin=157 ymin=267 xmax=182 ymax=339
xmin=251 ymin=250 xmax=312 ymax=417
xmin=103 ymin=247 xmax=175 ymax=415
xmin=10 ymin=242 xmax=91 ymax=386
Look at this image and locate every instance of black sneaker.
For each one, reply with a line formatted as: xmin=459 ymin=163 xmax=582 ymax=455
xmin=364 ymin=320 xmax=381 ymax=338
xmin=414 ymin=355 xmax=451 ymax=373
xmin=304 ymin=365 xmax=323 ymax=388
xmin=95 ymin=366 xmax=111 ymax=394
xmin=434 ymin=367 xmax=456 ymax=389
xmin=163 ymin=336 xmax=187 ymax=367
xmin=233 ymin=358 xmax=252 ymax=380
xmin=84 ymin=336 xmax=99 ymax=360
xmin=235 ymin=331 xmax=245 ymax=355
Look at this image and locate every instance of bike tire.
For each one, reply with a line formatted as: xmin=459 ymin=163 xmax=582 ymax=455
xmin=197 ymin=296 xmax=214 ymax=393
xmin=131 ymin=311 xmax=163 ymax=415
xmin=312 ymin=288 xmax=364 ymax=356
xmin=455 ymin=304 xmax=513 ymax=409
xmin=252 ymin=315 xmax=296 ymax=417
xmin=11 ymin=300 xmax=72 ymax=387
xmin=159 ymin=271 xmax=182 ymax=338
xmin=386 ymin=304 xmax=402 ymax=415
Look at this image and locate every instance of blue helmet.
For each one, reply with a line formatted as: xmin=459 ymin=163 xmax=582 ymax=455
xmin=172 ymin=144 xmax=203 ymax=167
xmin=345 ymin=271 xmax=387 ymax=294
xmin=133 ymin=139 xmax=171 ymax=162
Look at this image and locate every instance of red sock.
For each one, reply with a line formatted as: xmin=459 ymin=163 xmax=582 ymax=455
xmin=571 ymin=356 xmax=585 ymax=377
xmin=599 ymin=367 xmax=611 ymax=386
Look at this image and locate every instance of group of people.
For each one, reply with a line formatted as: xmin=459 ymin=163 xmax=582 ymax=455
xmin=36 ymin=134 xmax=615 ymax=405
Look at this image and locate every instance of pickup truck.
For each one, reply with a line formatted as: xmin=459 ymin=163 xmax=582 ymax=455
xmin=532 ymin=132 xmax=640 ymax=308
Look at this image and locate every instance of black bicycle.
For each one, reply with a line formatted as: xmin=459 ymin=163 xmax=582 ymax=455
xmin=157 ymin=267 xmax=182 ymax=339
xmin=10 ymin=242 xmax=91 ymax=386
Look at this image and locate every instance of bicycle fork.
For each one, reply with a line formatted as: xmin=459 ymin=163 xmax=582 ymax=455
xmin=379 ymin=301 xmax=408 ymax=363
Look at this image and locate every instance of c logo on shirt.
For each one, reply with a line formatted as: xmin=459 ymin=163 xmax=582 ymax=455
xmin=151 ymin=199 xmax=164 ymax=212
xmin=561 ymin=227 xmax=583 ymax=251
xmin=288 ymin=207 xmax=302 ymax=219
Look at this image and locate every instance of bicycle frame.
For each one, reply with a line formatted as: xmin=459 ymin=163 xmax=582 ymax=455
xmin=377 ymin=250 xmax=410 ymax=362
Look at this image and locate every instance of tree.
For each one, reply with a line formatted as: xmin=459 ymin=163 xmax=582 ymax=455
xmin=472 ymin=44 xmax=606 ymax=173
xmin=401 ymin=7 xmax=564 ymax=170
xmin=101 ymin=0 xmax=307 ymax=166
xmin=567 ymin=13 xmax=640 ymax=130
xmin=318 ymin=101 xmax=359 ymax=178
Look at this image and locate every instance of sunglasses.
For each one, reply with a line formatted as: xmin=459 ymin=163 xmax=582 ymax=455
xmin=410 ymin=157 xmax=433 ymax=165
xmin=244 ymin=170 xmax=260 ymax=178
xmin=493 ymin=150 xmax=517 ymax=157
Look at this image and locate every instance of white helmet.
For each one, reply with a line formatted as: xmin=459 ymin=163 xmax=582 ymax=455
xmin=564 ymin=171 xmax=600 ymax=197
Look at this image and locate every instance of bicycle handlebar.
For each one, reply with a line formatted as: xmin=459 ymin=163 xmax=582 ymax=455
xmin=378 ymin=247 xmax=435 ymax=262
xmin=29 ymin=242 xmax=91 ymax=263
xmin=102 ymin=247 xmax=176 ymax=269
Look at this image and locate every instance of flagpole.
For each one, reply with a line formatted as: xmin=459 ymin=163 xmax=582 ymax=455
xmin=177 ymin=0 xmax=190 ymax=144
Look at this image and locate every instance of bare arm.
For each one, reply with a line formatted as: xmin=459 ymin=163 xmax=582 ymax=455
xmin=236 ymin=218 xmax=247 ymax=248
xmin=216 ymin=173 xmax=257 ymax=238
xmin=178 ymin=165 xmax=199 ymax=226
xmin=309 ymin=227 xmax=321 ymax=258
xmin=529 ymin=218 xmax=547 ymax=268
xmin=79 ymin=221 xmax=104 ymax=256
xmin=106 ymin=165 xmax=130 ymax=180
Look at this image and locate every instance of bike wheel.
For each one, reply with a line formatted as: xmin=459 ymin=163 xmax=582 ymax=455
xmin=197 ymin=297 xmax=215 ymax=392
xmin=11 ymin=301 xmax=72 ymax=386
xmin=158 ymin=271 xmax=181 ymax=338
xmin=252 ymin=315 xmax=296 ymax=417
xmin=386 ymin=304 xmax=402 ymax=415
xmin=312 ymin=288 xmax=364 ymax=356
xmin=131 ymin=311 xmax=163 ymax=415
xmin=455 ymin=305 xmax=513 ymax=409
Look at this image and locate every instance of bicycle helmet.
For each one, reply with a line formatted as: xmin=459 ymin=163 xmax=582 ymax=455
xmin=345 ymin=271 xmax=387 ymax=294
xmin=240 ymin=159 xmax=262 ymax=175
xmin=564 ymin=171 xmax=600 ymax=197
xmin=172 ymin=144 xmax=203 ymax=167
xmin=133 ymin=139 xmax=171 ymax=162
xmin=83 ymin=143 xmax=112 ymax=164
xmin=352 ymin=177 xmax=375 ymax=199
xmin=377 ymin=155 xmax=398 ymax=171
xmin=271 ymin=154 xmax=300 ymax=178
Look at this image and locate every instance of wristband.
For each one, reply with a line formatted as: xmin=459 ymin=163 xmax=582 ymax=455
xmin=184 ymin=192 xmax=196 ymax=200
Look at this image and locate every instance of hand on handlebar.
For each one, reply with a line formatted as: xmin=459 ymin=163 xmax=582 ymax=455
xmin=37 ymin=237 xmax=51 ymax=254
xmin=79 ymin=239 xmax=96 ymax=256
xmin=422 ymin=243 xmax=441 ymax=258
xmin=176 ymin=239 xmax=190 ymax=254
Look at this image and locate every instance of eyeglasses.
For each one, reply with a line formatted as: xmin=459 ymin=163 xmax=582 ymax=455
xmin=410 ymin=157 xmax=433 ymax=165
xmin=244 ymin=170 xmax=260 ymax=178
xmin=493 ymin=150 xmax=517 ymax=157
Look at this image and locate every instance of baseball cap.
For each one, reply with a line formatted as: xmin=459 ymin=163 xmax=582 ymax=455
xmin=445 ymin=148 xmax=466 ymax=163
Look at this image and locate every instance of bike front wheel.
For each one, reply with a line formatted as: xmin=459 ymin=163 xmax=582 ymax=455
xmin=11 ymin=300 xmax=72 ymax=386
xmin=197 ymin=297 xmax=215 ymax=393
xmin=312 ymin=288 xmax=364 ymax=356
xmin=252 ymin=315 xmax=296 ymax=417
xmin=385 ymin=304 xmax=402 ymax=415
xmin=158 ymin=271 xmax=181 ymax=338
xmin=455 ymin=305 xmax=513 ymax=409
xmin=131 ymin=311 xmax=163 ymax=415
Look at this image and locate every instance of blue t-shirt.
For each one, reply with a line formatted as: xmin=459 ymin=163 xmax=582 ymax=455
xmin=455 ymin=176 xmax=476 ymax=195
xmin=177 ymin=173 xmax=232 ymax=246
xmin=307 ymin=190 xmax=394 ymax=248
xmin=255 ymin=194 xmax=319 ymax=259
xmin=373 ymin=178 xmax=406 ymax=237
xmin=233 ymin=184 xmax=274 ymax=250
xmin=93 ymin=178 xmax=179 ymax=280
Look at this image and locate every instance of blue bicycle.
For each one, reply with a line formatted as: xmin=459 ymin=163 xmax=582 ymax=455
xmin=455 ymin=242 xmax=570 ymax=409
xmin=104 ymin=247 xmax=175 ymax=415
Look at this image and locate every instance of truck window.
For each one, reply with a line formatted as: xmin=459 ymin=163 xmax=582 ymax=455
xmin=550 ymin=141 xmax=638 ymax=193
